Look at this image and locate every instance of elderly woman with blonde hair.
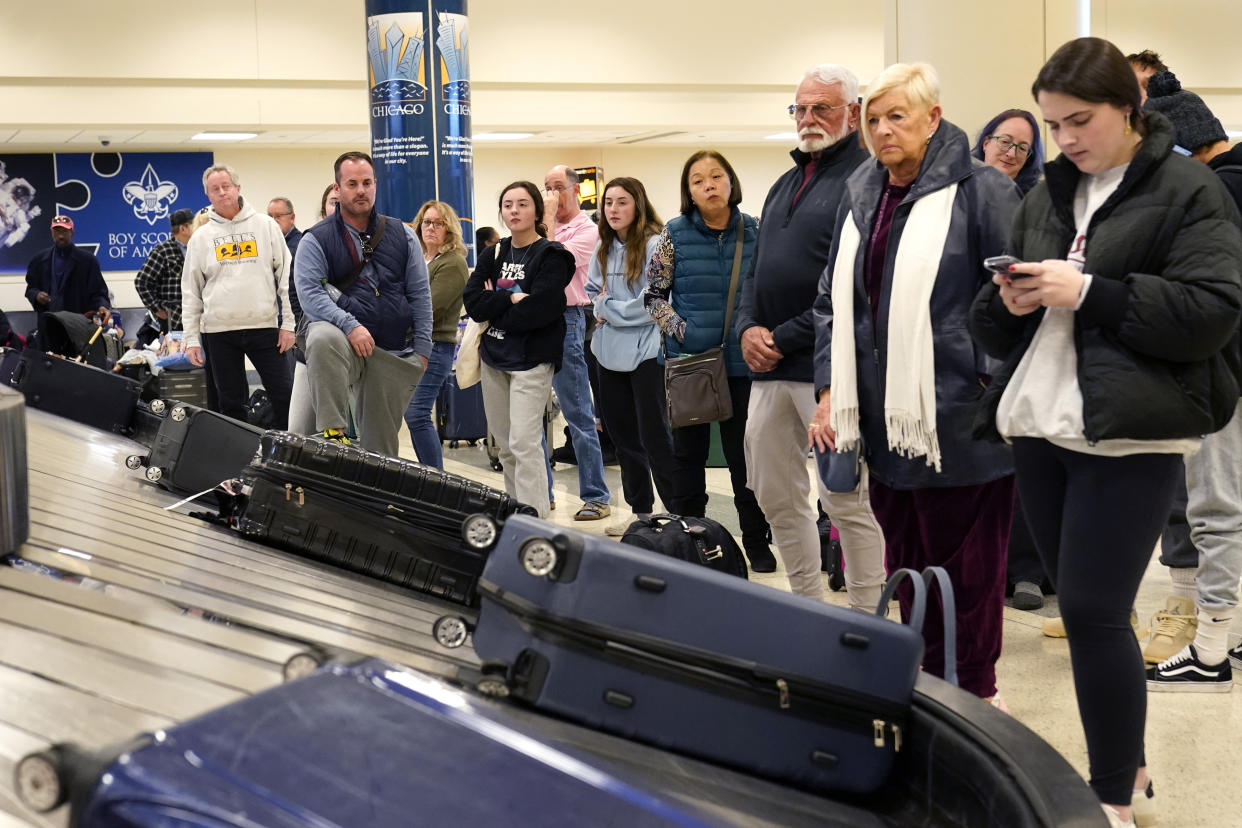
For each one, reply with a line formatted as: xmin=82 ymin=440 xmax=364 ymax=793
xmin=809 ymin=62 xmax=1020 ymax=704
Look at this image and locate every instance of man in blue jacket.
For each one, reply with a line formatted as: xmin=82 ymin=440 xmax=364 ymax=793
xmin=735 ymin=64 xmax=885 ymax=608
xmin=24 ymin=215 xmax=111 ymax=328
xmin=296 ymin=152 xmax=432 ymax=457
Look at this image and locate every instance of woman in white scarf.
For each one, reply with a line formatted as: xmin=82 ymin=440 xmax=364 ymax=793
xmin=808 ymin=63 xmax=1020 ymax=705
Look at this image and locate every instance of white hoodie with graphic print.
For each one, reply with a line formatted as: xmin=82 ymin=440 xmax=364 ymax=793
xmin=181 ymin=200 xmax=292 ymax=348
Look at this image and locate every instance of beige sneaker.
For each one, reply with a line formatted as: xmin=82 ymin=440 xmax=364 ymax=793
xmin=1042 ymin=609 xmax=1142 ymax=640
xmin=1144 ymin=596 xmax=1197 ymax=665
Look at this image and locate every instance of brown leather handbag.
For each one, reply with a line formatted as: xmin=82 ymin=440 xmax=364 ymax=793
xmin=664 ymin=215 xmax=744 ymax=429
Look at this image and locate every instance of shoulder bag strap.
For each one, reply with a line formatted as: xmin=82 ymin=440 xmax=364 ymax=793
xmin=719 ymin=213 xmax=745 ymax=347
xmin=334 ymin=215 xmax=388 ymax=293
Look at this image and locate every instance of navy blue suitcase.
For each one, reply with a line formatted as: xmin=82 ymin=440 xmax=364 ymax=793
xmin=17 ymin=660 xmax=722 ymax=827
xmin=438 ymin=373 xmax=487 ymax=446
xmin=466 ymin=515 xmax=924 ymax=796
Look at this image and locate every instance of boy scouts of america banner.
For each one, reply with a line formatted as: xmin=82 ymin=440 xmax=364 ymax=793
xmin=0 ymin=152 xmax=211 ymax=274
xmin=365 ymin=0 xmax=476 ymax=262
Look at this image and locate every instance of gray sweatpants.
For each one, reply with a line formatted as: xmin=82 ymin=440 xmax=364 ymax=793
xmin=480 ymin=361 xmax=554 ymax=518
xmin=1185 ymin=399 xmax=1242 ymax=613
xmin=304 ymin=321 xmax=424 ymax=458
xmin=744 ymin=380 xmax=886 ymax=609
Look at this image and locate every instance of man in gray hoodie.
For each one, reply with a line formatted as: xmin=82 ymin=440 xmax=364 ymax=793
xmin=182 ymin=164 xmax=294 ymax=428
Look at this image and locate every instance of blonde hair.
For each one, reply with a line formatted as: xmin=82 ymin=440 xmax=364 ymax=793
xmin=860 ymin=62 xmax=941 ymax=156
xmin=192 ymin=206 xmax=211 ymax=231
xmin=412 ymin=200 xmax=468 ymax=258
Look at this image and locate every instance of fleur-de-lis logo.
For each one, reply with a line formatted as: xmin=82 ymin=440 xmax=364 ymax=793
xmin=122 ymin=164 xmax=179 ymax=226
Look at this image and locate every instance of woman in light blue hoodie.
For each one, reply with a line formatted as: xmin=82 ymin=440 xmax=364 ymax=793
xmin=587 ymin=177 xmax=681 ymax=534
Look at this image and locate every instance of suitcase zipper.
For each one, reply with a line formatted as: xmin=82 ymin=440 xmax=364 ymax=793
xmin=480 ymin=582 xmax=907 ymax=746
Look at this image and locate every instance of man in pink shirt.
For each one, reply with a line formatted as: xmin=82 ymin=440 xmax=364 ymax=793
xmin=543 ymin=165 xmax=611 ymax=520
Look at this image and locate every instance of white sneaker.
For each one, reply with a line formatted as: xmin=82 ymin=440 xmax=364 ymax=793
xmin=1102 ymin=804 xmax=1136 ymax=828
xmin=1131 ymin=780 xmax=1156 ymax=828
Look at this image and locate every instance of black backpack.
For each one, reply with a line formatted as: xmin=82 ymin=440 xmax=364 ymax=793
xmin=619 ymin=514 xmax=748 ymax=579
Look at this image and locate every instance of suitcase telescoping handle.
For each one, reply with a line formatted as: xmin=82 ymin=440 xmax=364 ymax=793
xmin=875 ymin=566 xmax=957 ymax=686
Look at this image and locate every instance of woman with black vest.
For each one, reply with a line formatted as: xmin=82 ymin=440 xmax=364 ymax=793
xmin=643 ymin=150 xmax=775 ymax=573
xmin=970 ymin=38 xmax=1242 ymax=827
xmin=462 ymin=181 xmax=574 ymax=518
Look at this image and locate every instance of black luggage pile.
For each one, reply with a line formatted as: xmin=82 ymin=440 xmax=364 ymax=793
xmin=230 ymin=432 xmax=536 ymax=606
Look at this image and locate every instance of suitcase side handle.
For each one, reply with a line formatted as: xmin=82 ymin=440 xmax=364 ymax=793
xmin=8 ymin=357 xmax=26 ymax=386
xmin=875 ymin=567 xmax=928 ymax=635
xmin=921 ymin=566 xmax=957 ymax=687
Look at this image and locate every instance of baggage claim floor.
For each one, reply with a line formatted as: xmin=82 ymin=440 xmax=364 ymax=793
xmin=0 ymin=405 xmax=1239 ymax=826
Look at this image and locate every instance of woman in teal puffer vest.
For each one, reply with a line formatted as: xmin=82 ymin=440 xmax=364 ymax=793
xmin=643 ymin=150 xmax=775 ymax=572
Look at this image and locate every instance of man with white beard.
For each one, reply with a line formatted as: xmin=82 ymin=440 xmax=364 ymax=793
xmin=734 ymin=64 xmax=885 ymax=607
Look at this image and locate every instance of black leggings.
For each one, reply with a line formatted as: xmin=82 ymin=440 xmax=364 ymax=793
xmin=595 ymin=359 xmax=679 ymax=513
xmin=1012 ymin=438 xmax=1181 ymax=805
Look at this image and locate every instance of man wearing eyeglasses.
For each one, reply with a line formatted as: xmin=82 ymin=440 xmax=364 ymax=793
xmin=182 ymin=164 xmax=295 ymax=429
xmin=295 ymin=151 xmax=432 ymax=456
xmin=734 ymin=63 xmax=886 ymax=607
xmin=24 ymin=215 xmax=111 ymax=328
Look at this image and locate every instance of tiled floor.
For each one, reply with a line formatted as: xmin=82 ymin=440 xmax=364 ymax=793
xmin=420 ymin=437 xmax=1242 ymax=828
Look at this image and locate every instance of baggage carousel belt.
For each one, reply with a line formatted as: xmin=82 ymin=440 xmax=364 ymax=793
xmin=0 ymin=412 xmax=492 ymax=825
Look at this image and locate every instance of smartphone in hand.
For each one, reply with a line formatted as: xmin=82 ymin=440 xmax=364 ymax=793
xmin=983 ymin=255 xmax=1023 ymax=274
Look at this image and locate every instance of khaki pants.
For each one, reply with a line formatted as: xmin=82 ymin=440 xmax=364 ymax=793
xmin=480 ymin=361 xmax=554 ymax=518
xmin=744 ymin=380 xmax=886 ymax=609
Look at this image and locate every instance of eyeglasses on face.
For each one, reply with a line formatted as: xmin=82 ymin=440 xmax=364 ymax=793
xmin=421 ymin=219 xmax=447 ymax=229
xmin=268 ymin=211 xmax=291 ymax=218
xmin=787 ymin=102 xmax=848 ymax=120
xmin=989 ymin=134 xmax=1031 ymax=156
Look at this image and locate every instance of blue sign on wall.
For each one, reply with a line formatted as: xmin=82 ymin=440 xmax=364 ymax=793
xmin=0 ymin=151 xmax=212 ymax=275
xmin=365 ymin=0 xmax=475 ymax=262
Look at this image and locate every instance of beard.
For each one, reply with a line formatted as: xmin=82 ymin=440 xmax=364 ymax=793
xmin=798 ymin=120 xmax=852 ymax=153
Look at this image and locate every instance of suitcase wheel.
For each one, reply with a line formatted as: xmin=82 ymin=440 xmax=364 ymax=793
xmin=170 ymin=405 xmax=188 ymax=422
xmin=282 ymin=649 xmax=327 ymax=682
xmin=449 ymin=440 xmax=460 ymax=449
xmin=125 ymin=454 xmax=146 ymax=470
xmin=518 ymin=537 xmax=558 ymax=578
xmin=489 ymin=458 xmax=503 ymax=472
xmin=149 ymin=398 xmax=167 ymax=416
xmin=461 ymin=513 xmax=500 ymax=551
xmin=144 ymin=466 xmax=163 ymax=482
xmin=475 ymin=663 xmax=511 ymax=698
xmin=14 ymin=749 xmax=68 ymax=813
xmin=432 ymin=615 xmax=472 ymax=649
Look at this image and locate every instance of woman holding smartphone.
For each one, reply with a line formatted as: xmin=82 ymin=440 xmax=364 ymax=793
xmin=971 ymin=38 xmax=1242 ymax=828
xmin=587 ymin=177 xmax=679 ymax=534
xmin=462 ymin=182 xmax=575 ymax=517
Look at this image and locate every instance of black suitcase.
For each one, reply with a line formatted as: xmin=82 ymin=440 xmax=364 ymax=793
xmin=0 ymin=346 xmax=21 ymax=385
xmin=126 ymin=401 xmax=263 ymax=494
xmin=9 ymin=351 xmax=142 ymax=434
xmin=458 ymin=515 xmax=925 ymax=796
xmin=234 ymin=431 xmax=536 ymax=605
xmin=156 ymin=368 xmax=210 ymax=408
xmin=620 ymin=514 xmax=748 ymax=579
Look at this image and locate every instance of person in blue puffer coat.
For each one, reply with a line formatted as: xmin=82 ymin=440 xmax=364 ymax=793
xmin=587 ymin=177 xmax=681 ymax=536
xmin=643 ymin=151 xmax=775 ymax=572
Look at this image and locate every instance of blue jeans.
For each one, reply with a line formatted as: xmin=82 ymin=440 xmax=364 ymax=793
xmin=550 ymin=307 xmax=609 ymax=504
xmin=404 ymin=340 xmax=455 ymax=468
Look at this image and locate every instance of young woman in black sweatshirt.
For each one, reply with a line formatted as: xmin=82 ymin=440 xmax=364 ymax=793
xmin=462 ymin=181 xmax=575 ymax=517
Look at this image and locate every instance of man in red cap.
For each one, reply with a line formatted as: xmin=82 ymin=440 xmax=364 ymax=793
xmin=24 ymin=214 xmax=111 ymax=325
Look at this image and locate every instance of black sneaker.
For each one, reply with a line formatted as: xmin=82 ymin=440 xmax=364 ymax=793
xmin=1229 ymin=641 xmax=1242 ymax=671
xmin=744 ymin=543 xmax=777 ymax=574
xmin=1146 ymin=645 xmax=1232 ymax=693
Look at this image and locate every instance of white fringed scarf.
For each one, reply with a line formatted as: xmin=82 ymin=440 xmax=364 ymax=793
xmin=828 ymin=183 xmax=958 ymax=472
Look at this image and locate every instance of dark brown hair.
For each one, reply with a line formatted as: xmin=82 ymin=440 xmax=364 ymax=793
xmin=679 ymin=150 xmax=742 ymax=216
xmin=497 ymin=181 xmax=548 ymax=238
xmin=1032 ymin=37 xmax=1144 ymax=133
xmin=1126 ymin=49 xmax=1167 ymax=73
xmin=596 ymin=177 xmax=664 ymax=291
xmin=333 ymin=151 xmax=374 ymax=182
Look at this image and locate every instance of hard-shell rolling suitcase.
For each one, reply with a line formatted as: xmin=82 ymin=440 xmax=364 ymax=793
xmin=9 ymin=350 xmax=141 ymax=434
xmin=234 ymin=431 xmax=536 ymax=605
xmin=125 ymin=400 xmax=262 ymax=494
xmin=462 ymin=515 xmax=924 ymax=795
xmin=438 ymin=373 xmax=487 ymax=446
xmin=16 ymin=660 xmax=720 ymax=827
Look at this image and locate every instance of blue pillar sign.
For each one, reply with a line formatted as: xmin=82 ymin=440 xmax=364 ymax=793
xmin=365 ymin=0 xmax=474 ymax=261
